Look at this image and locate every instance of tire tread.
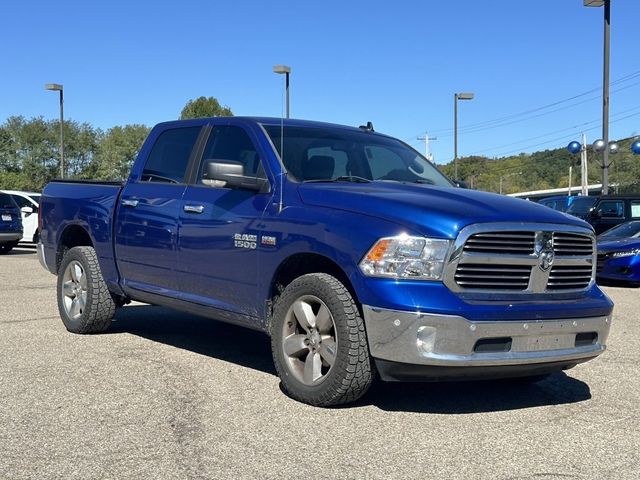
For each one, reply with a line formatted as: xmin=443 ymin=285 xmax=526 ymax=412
xmin=271 ymin=273 xmax=374 ymax=407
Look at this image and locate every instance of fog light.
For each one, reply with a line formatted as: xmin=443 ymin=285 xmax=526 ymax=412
xmin=417 ymin=326 xmax=437 ymax=353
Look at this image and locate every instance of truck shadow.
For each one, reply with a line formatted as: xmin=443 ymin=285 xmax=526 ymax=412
xmin=357 ymin=372 xmax=591 ymax=413
xmin=110 ymin=304 xmax=592 ymax=414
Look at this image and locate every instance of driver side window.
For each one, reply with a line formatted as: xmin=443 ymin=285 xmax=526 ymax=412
xmin=199 ymin=126 xmax=266 ymax=183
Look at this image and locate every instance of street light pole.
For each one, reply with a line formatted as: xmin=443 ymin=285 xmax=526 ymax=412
xmin=453 ymin=92 xmax=474 ymax=180
xmin=584 ymin=0 xmax=611 ymax=194
xmin=45 ymin=83 xmax=64 ymax=178
xmin=273 ymin=65 xmax=292 ymax=118
xmin=602 ymin=0 xmax=611 ymax=195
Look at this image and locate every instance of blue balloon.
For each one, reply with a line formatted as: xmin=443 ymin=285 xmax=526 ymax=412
xmin=567 ymin=141 xmax=582 ymax=154
xmin=632 ymin=140 xmax=640 ymax=155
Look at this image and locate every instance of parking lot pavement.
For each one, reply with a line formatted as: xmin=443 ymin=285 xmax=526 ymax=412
xmin=0 ymin=246 xmax=638 ymax=480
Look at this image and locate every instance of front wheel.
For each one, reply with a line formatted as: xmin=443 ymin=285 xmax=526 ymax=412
xmin=56 ymin=246 xmax=116 ymax=333
xmin=271 ymin=273 xmax=375 ymax=407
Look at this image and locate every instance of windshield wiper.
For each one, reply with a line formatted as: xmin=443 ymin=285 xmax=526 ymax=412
xmin=413 ymin=179 xmax=435 ymax=185
xmin=306 ymin=176 xmax=372 ymax=183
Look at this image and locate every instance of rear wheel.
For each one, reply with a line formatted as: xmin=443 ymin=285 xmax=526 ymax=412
xmin=57 ymin=246 xmax=116 ymax=333
xmin=271 ymin=273 xmax=375 ymax=407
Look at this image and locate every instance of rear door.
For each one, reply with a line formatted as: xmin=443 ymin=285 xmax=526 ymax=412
xmin=115 ymin=126 xmax=202 ymax=295
xmin=176 ymin=124 xmax=273 ymax=318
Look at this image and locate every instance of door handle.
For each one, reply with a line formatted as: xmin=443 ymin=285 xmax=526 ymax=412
xmin=183 ymin=205 xmax=204 ymax=214
xmin=121 ymin=199 xmax=139 ymax=208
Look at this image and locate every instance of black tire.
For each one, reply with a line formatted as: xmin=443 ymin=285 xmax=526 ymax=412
xmin=271 ymin=273 xmax=375 ymax=407
xmin=0 ymin=241 xmax=18 ymax=254
xmin=56 ymin=246 xmax=116 ymax=333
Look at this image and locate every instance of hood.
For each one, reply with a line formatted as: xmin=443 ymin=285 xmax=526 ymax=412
xmin=597 ymin=237 xmax=640 ymax=253
xmin=297 ymin=182 xmax=590 ymax=239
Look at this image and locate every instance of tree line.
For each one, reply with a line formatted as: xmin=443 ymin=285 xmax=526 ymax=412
xmin=0 ymin=96 xmax=232 ymax=192
xmin=1 ymin=94 xmax=636 ymax=194
xmin=438 ymin=136 xmax=640 ymax=195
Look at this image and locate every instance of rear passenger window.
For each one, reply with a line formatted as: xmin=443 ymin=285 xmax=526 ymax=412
xmin=631 ymin=201 xmax=640 ymax=218
xmin=142 ymin=127 xmax=200 ymax=183
xmin=199 ymin=126 xmax=265 ymax=181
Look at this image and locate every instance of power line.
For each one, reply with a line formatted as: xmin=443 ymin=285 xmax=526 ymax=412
xmin=404 ymin=69 xmax=640 ymax=142
xmin=433 ymin=70 xmax=640 ymax=135
xmin=471 ymin=104 xmax=640 ymax=155
xmin=490 ymin=111 xmax=640 ymax=157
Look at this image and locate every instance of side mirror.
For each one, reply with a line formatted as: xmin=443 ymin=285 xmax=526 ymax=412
xmin=453 ymin=179 xmax=469 ymax=189
xmin=202 ymin=160 xmax=267 ymax=192
xmin=21 ymin=206 xmax=34 ymax=215
xmin=589 ymin=208 xmax=602 ymax=219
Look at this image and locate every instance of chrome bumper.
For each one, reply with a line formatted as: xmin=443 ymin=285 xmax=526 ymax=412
xmin=0 ymin=232 xmax=21 ymax=242
xmin=36 ymin=242 xmax=49 ymax=271
xmin=362 ymin=305 xmax=611 ymax=368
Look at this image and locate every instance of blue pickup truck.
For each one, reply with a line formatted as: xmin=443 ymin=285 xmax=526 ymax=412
xmin=38 ymin=117 xmax=613 ymax=406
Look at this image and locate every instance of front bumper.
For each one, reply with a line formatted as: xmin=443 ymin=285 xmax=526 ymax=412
xmin=363 ymin=305 xmax=611 ymax=381
xmin=0 ymin=232 xmax=22 ymax=243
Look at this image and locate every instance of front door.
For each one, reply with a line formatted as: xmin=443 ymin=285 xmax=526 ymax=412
xmin=176 ymin=125 xmax=273 ymax=318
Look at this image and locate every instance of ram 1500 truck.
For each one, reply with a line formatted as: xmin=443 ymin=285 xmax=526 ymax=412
xmin=38 ymin=117 xmax=613 ymax=406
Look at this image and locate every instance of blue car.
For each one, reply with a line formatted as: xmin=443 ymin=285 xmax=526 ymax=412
xmin=0 ymin=192 xmax=23 ymax=254
xmin=597 ymin=220 xmax=640 ymax=285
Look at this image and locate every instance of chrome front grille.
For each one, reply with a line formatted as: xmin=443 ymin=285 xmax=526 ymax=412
xmin=445 ymin=224 xmax=595 ymax=294
xmin=454 ymin=264 xmax=532 ymax=290
xmin=553 ymin=232 xmax=593 ymax=256
xmin=547 ymin=265 xmax=593 ymax=290
xmin=463 ymin=232 xmax=535 ymax=254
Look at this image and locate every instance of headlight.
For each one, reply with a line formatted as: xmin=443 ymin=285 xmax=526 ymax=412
xmin=359 ymin=234 xmax=452 ymax=280
xmin=611 ymin=249 xmax=640 ymax=258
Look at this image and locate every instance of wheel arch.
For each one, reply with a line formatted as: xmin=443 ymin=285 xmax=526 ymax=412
xmin=56 ymin=224 xmax=94 ymax=273
xmin=268 ymin=252 xmax=360 ymax=317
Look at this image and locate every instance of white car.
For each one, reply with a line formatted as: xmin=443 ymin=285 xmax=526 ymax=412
xmin=0 ymin=190 xmax=41 ymax=243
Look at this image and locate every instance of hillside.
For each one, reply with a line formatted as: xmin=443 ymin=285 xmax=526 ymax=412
xmin=437 ymin=136 xmax=640 ymax=194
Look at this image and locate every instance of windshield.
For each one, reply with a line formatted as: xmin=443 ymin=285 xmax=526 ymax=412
xmin=29 ymin=194 xmax=41 ymax=205
xmin=566 ymin=196 xmax=597 ymax=215
xmin=599 ymin=221 xmax=640 ymax=239
xmin=263 ymin=125 xmax=453 ymax=187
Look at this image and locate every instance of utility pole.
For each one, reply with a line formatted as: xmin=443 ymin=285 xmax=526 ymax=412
xmin=417 ymin=132 xmax=437 ymax=161
xmin=581 ymin=133 xmax=589 ymax=196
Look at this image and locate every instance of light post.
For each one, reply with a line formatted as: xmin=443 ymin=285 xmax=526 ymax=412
xmin=454 ymin=92 xmax=474 ymax=180
xmin=499 ymin=171 xmax=522 ymax=195
xmin=45 ymin=83 xmax=64 ymax=178
xmin=273 ymin=65 xmax=291 ymax=118
xmin=583 ymin=0 xmax=611 ymax=194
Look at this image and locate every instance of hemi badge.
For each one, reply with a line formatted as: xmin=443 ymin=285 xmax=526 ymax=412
xmin=261 ymin=235 xmax=277 ymax=246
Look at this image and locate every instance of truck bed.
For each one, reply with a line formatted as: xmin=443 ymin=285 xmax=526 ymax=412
xmin=40 ymin=180 xmax=124 ymax=293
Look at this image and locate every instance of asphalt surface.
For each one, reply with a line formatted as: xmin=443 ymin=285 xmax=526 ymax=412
xmin=0 ymin=246 xmax=638 ymax=480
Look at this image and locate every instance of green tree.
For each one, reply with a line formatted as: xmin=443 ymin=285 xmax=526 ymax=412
xmin=179 ymin=96 xmax=233 ymax=119
xmin=90 ymin=125 xmax=150 ymax=180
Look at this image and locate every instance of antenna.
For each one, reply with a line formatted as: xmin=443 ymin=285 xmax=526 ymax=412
xmin=279 ymin=79 xmax=285 ymax=213
xmin=358 ymin=121 xmax=375 ymax=132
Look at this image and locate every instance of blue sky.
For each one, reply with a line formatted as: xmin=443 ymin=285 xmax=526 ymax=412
xmin=2 ymin=0 xmax=638 ymax=164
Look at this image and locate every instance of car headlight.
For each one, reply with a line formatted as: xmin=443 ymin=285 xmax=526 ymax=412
xmin=359 ymin=235 xmax=452 ymax=280
xmin=610 ymin=249 xmax=640 ymax=258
